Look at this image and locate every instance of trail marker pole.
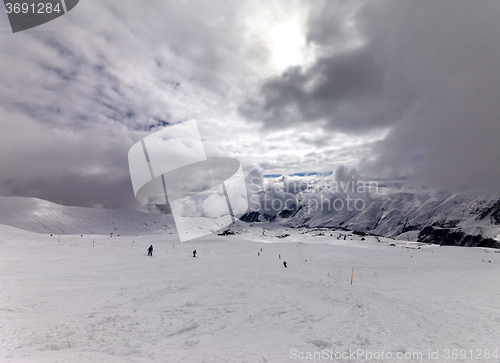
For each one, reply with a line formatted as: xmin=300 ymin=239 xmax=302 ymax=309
xmin=58 ymin=234 xmax=61 ymax=242
xmin=351 ymin=267 xmax=354 ymax=284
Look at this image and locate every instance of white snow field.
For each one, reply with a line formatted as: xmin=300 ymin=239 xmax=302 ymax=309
xmin=1 ymin=223 xmax=500 ymax=362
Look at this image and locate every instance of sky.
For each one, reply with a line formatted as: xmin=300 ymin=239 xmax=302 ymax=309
xmin=0 ymin=0 xmax=500 ymax=210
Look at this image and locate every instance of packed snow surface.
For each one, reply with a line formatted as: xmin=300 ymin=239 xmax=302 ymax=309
xmin=1 ymin=223 xmax=500 ymax=362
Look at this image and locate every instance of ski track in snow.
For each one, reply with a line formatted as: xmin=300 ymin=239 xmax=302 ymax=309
xmin=0 ymin=224 xmax=500 ymax=362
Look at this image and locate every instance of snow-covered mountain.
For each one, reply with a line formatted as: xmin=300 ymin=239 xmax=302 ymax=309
xmin=0 ymin=196 xmax=175 ymax=235
xmin=2 ymin=173 xmax=500 ymax=249
xmin=241 ymin=175 xmax=500 ymax=248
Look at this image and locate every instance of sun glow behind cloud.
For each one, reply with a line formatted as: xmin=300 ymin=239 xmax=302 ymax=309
xmin=269 ymin=23 xmax=309 ymax=70
xmin=242 ymin=2 xmax=315 ymax=74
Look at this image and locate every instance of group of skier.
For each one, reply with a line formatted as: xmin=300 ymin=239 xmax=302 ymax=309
xmin=146 ymin=245 xmax=287 ymax=267
xmin=258 ymin=247 xmax=287 ymax=267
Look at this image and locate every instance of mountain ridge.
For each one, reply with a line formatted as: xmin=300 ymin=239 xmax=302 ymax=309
xmin=0 ymin=196 xmax=175 ymax=235
xmin=241 ymin=176 xmax=500 ymax=249
xmin=2 ymin=177 xmax=500 ymax=249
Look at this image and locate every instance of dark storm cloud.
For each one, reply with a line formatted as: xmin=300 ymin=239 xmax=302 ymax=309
xmin=6 ymin=174 xmax=135 ymax=210
xmin=239 ymin=1 xmax=414 ymax=133
xmin=240 ymin=46 xmax=410 ymax=132
xmin=0 ymin=0 xmax=257 ymax=209
xmin=359 ymin=0 xmax=500 ymax=193
xmin=240 ymin=0 xmax=500 ymax=193
xmin=0 ymin=106 xmax=138 ymax=209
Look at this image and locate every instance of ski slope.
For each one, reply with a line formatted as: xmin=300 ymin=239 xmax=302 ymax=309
xmin=0 ymin=196 xmax=174 ymax=235
xmin=1 ymin=223 xmax=499 ymax=362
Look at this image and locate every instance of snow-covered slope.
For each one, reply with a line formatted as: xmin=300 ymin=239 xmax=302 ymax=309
xmin=0 ymin=196 xmax=175 ymax=235
xmin=1 ymin=195 xmax=499 ymax=361
xmin=1 ymin=224 xmax=499 ymax=362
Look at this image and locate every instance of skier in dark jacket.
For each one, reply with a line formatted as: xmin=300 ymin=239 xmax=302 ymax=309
xmin=193 ymin=249 xmax=197 ymax=257
xmin=283 ymin=261 xmax=287 ymax=268
xmin=148 ymin=245 xmax=153 ymax=256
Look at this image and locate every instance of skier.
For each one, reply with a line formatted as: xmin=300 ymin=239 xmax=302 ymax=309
xmin=148 ymin=245 xmax=153 ymax=256
xmin=193 ymin=249 xmax=197 ymax=257
xmin=283 ymin=261 xmax=287 ymax=268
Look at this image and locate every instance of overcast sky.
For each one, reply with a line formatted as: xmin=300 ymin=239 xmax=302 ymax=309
xmin=0 ymin=0 xmax=499 ymax=210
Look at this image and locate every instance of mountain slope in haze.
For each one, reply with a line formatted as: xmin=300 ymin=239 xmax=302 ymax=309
xmin=241 ymin=176 xmax=500 ymax=248
xmin=2 ymin=176 xmax=500 ymax=249
xmin=0 ymin=196 xmax=175 ymax=235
